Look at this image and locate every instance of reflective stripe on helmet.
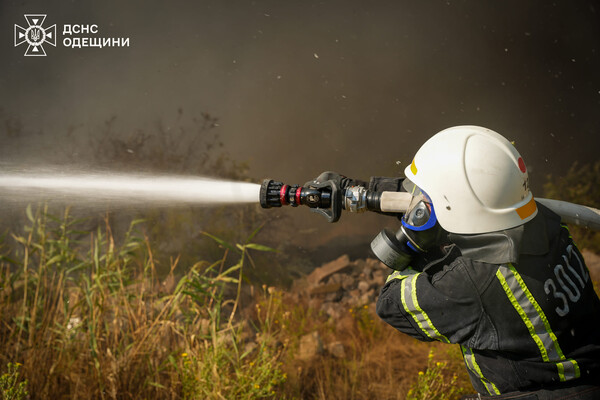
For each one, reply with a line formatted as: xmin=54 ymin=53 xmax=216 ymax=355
xmin=516 ymin=196 xmax=537 ymax=220
xmin=410 ymin=159 xmax=418 ymax=175
xmin=496 ymin=264 xmax=580 ymax=382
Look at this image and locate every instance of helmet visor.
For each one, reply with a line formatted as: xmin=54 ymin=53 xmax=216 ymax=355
xmin=402 ymin=179 xmax=437 ymax=231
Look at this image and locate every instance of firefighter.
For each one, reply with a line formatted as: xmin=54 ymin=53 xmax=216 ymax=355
xmin=324 ymin=126 xmax=600 ymax=398
xmin=372 ymin=126 xmax=600 ymax=398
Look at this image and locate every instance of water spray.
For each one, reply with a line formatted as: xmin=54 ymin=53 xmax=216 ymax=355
xmin=0 ymin=169 xmax=260 ymax=210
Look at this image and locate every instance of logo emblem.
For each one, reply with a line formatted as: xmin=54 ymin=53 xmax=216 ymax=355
xmin=14 ymin=14 xmax=56 ymax=56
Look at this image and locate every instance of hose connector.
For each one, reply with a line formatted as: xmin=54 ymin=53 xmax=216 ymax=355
xmin=343 ymin=186 xmax=368 ymax=213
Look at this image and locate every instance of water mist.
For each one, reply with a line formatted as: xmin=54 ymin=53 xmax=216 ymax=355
xmin=0 ymin=167 xmax=260 ymax=210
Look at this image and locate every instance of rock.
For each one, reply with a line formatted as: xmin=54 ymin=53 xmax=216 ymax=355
xmin=326 ymin=341 xmax=346 ymax=358
xmin=310 ymin=282 xmax=342 ymax=296
xmin=307 ymin=255 xmax=351 ymax=286
xmin=321 ymin=302 xmax=342 ymax=319
xmin=328 ymin=273 xmax=344 ymax=284
xmin=360 ymin=289 xmax=375 ymax=304
xmin=298 ymin=331 xmax=323 ymax=360
xmin=360 ymin=292 xmax=372 ymax=305
xmin=353 ymin=259 xmax=366 ymax=271
xmin=325 ymin=289 xmax=344 ymax=302
xmin=308 ymin=298 xmax=322 ymax=311
xmin=372 ymin=269 xmax=386 ymax=287
xmin=340 ymin=274 xmax=356 ymax=291
xmin=366 ymin=258 xmax=384 ymax=270
xmin=357 ymin=281 xmax=370 ymax=293
xmin=329 ymin=272 xmax=355 ymax=289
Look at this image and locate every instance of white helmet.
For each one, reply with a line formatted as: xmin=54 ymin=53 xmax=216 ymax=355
xmin=403 ymin=126 xmax=537 ymax=234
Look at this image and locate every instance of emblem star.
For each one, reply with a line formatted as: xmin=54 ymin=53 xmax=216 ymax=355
xmin=14 ymin=14 xmax=56 ymax=56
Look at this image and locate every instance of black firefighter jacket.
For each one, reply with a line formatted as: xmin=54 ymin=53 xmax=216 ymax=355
xmin=376 ymin=203 xmax=600 ymax=395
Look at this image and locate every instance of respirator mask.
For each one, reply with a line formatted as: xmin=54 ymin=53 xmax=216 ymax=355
xmin=370 ymin=179 xmax=447 ymax=270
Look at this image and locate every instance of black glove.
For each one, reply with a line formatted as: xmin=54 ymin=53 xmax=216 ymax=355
xmin=367 ymin=176 xmax=405 ymax=193
xmin=312 ymin=171 xmax=367 ymax=189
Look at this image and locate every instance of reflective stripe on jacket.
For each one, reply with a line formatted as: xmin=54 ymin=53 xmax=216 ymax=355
xmin=376 ymin=204 xmax=600 ymax=395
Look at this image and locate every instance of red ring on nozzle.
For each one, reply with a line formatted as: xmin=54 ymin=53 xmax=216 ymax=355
xmin=295 ymin=187 xmax=302 ymax=206
xmin=280 ymin=185 xmax=289 ymax=205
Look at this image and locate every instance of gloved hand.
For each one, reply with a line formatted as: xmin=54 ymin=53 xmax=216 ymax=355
xmin=312 ymin=171 xmax=367 ymax=189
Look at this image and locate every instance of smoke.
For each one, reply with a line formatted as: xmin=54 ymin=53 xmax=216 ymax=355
xmin=1 ymin=0 xmax=599 ymax=252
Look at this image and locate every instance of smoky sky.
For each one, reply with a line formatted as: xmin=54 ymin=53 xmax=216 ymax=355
xmin=1 ymin=1 xmax=599 ymax=247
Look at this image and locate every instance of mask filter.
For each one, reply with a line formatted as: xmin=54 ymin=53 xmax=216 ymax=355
xmin=370 ymin=227 xmax=418 ymax=270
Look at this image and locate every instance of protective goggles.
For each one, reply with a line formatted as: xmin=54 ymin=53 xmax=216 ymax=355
xmin=401 ymin=179 xmax=438 ymax=231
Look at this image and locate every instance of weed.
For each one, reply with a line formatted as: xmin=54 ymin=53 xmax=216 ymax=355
xmin=0 ymin=363 xmax=28 ymax=400
xmin=406 ymin=349 xmax=467 ymax=400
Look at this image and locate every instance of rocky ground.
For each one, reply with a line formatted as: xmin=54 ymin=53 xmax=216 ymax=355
xmin=290 ymin=249 xmax=600 ymax=361
xmin=285 ymin=254 xmax=388 ymax=360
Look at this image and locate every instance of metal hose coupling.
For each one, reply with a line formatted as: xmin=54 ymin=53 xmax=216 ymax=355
xmin=343 ymin=185 xmax=368 ymax=213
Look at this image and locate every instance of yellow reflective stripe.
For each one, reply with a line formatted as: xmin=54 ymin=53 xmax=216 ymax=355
xmin=496 ymin=264 xmax=580 ymax=382
xmin=461 ymin=346 xmax=501 ymax=395
xmin=508 ymin=264 xmax=564 ymax=359
xmin=561 ymin=224 xmax=583 ymax=254
xmin=561 ymin=224 xmax=574 ymax=240
xmin=557 ymin=360 xmax=580 ymax=382
xmin=496 ymin=267 xmax=549 ymax=360
xmin=385 ymin=268 xmax=418 ymax=283
xmin=400 ymin=273 xmax=450 ymax=343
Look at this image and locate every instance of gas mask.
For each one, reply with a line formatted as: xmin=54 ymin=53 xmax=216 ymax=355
xmin=370 ymin=179 xmax=447 ymax=270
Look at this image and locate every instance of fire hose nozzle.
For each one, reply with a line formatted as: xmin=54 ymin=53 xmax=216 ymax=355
xmin=260 ymin=178 xmax=338 ymax=221
xmin=260 ymin=179 xmax=332 ymax=208
xmin=260 ymin=178 xmax=412 ymax=223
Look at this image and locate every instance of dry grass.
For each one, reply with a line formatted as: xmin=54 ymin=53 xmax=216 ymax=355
xmin=0 ymin=207 xmax=473 ymax=399
xmin=0 ymin=207 xmax=285 ymax=399
xmin=267 ymin=293 xmax=471 ymax=400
